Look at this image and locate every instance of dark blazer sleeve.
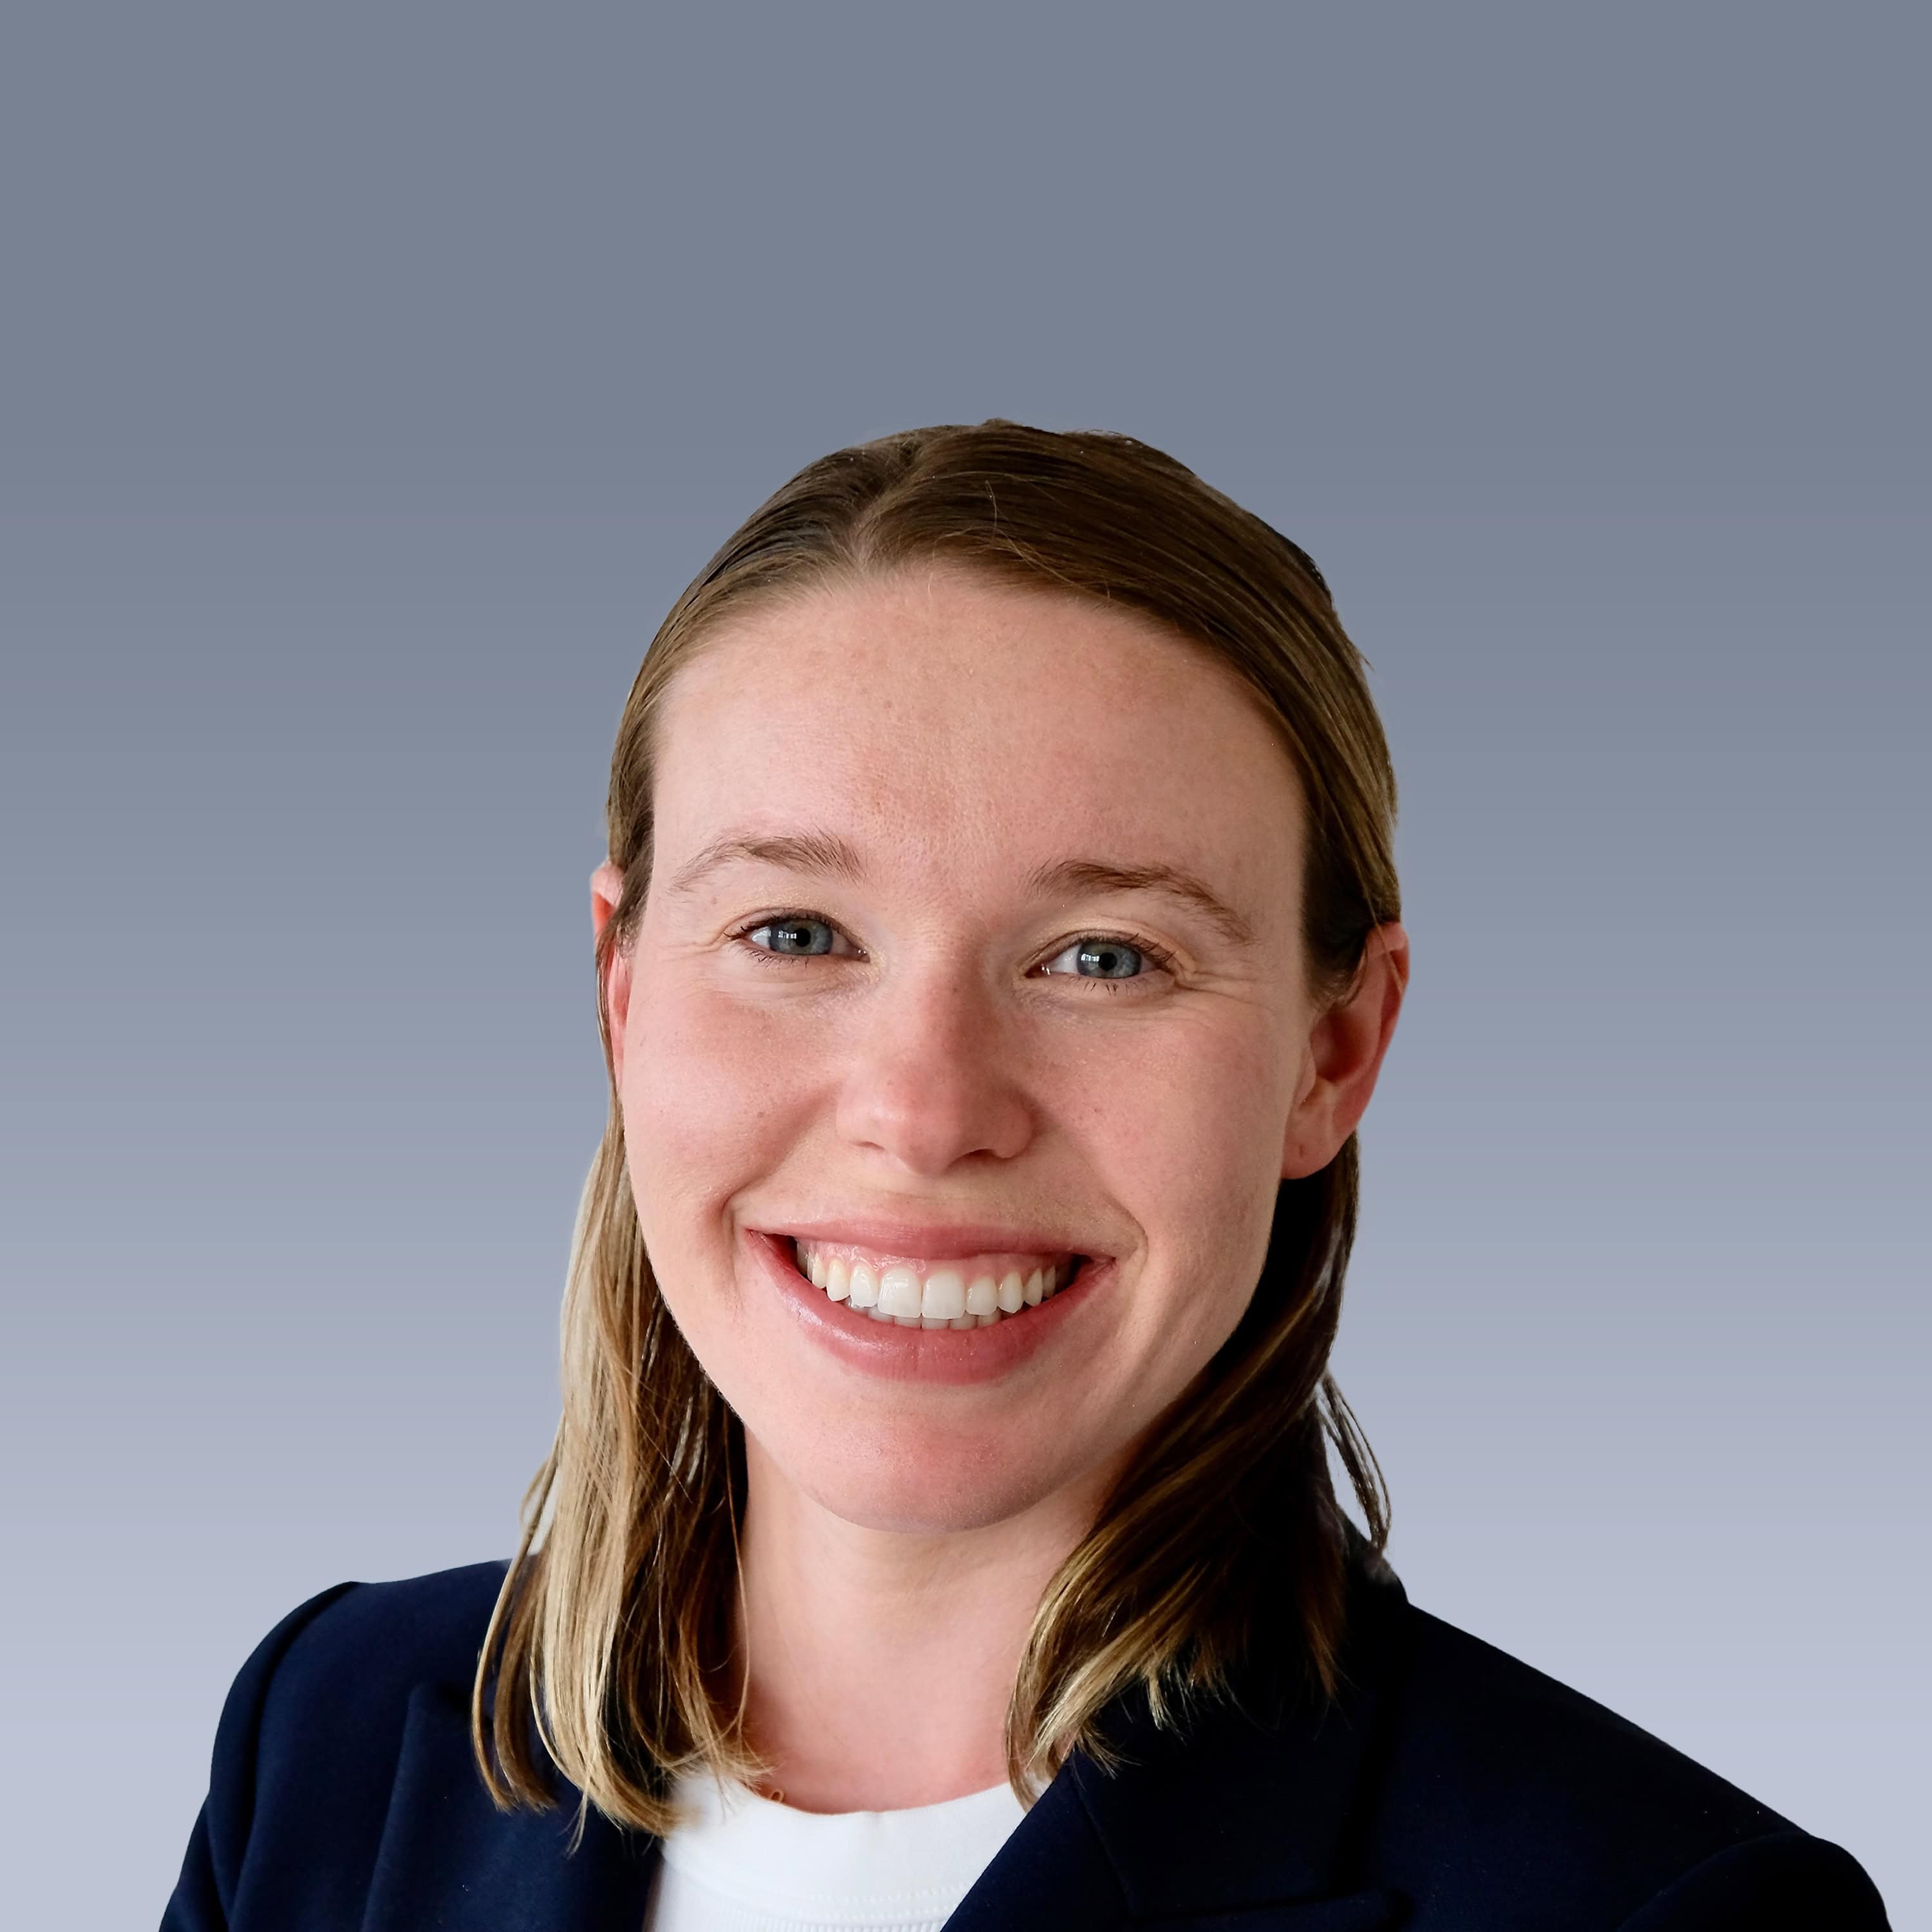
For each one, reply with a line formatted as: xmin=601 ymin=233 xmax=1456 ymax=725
xmin=1611 ymin=1828 xmax=1891 ymax=1930
xmin=162 ymin=1582 xmax=360 ymax=1932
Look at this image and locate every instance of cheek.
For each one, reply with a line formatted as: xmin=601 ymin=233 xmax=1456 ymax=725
xmin=617 ymin=974 xmax=817 ymax=1249
xmin=1079 ymin=1016 xmax=1291 ymax=1349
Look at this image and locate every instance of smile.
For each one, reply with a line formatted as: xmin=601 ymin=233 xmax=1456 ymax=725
xmin=790 ymin=1238 xmax=1086 ymax=1330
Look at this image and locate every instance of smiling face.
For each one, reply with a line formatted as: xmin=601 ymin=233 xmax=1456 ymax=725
xmin=598 ymin=567 xmax=1374 ymax=1537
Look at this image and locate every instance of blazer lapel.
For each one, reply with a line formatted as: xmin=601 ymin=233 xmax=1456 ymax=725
xmin=942 ymin=1769 xmax=1135 ymax=1931
xmin=360 ymin=1682 xmax=658 ymax=1932
xmin=947 ymin=1558 xmax=1412 ymax=1930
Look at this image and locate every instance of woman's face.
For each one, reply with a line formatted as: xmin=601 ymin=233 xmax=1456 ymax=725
xmin=597 ymin=568 xmax=1403 ymax=1536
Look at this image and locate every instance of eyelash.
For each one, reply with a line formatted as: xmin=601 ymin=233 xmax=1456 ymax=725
xmin=727 ymin=912 xmax=1180 ymax=991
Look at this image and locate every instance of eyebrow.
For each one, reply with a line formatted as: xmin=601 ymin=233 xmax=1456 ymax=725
xmin=666 ymin=831 xmax=1257 ymax=949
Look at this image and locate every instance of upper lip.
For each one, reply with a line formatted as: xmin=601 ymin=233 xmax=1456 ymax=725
xmin=755 ymin=1216 xmax=1101 ymax=1262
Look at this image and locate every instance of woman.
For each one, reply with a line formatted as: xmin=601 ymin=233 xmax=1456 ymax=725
xmin=162 ymin=423 xmax=1890 ymax=1930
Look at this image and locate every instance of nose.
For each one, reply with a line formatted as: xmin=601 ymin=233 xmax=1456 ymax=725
xmin=833 ymin=958 xmax=1036 ymax=1177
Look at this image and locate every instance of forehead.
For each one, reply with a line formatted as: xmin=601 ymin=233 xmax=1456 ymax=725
xmin=650 ymin=569 xmax=1305 ymax=907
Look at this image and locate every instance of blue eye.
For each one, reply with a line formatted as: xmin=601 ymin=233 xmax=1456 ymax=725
xmin=1042 ymin=935 xmax=1174 ymax=984
xmin=744 ymin=916 xmax=840 ymax=956
xmin=732 ymin=914 xmax=1173 ymax=986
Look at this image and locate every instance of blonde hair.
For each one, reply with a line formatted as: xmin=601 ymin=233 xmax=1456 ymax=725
xmin=473 ymin=422 xmax=1399 ymax=1832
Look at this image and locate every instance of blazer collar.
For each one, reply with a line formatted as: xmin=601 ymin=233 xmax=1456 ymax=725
xmin=365 ymin=1553 xmax=1409 ymax=1931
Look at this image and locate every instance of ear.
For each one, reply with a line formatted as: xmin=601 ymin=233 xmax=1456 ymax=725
xmin=591 ymin=860 xmax=632 ymax=1086
xmin=1282 ymin=922 xmax=1410 ymax=1180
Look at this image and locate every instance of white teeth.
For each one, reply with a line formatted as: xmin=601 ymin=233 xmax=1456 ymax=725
xmin=793 ymin=1240 xmax=1089 ymax=1330
xmin=921 ymin=1269 xmax=967 ymax=1320
xmin=878 ymin=1265 xmax=923 ymax=1319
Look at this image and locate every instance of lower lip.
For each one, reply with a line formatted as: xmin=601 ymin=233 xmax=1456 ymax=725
xmin=744 ymin=1229 xmax=1111 ymax=1387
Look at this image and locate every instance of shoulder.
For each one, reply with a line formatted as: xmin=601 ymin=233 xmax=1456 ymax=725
xmin=244 ymin=1558 xmax=509 ymax=1725
xmin=1387 ymin=1600 xmax=1783 ymax=1840
xmin=225 ymin=1559 xmax=509 ymax=1789
xmin=227 ymin=1555 xmax=509 ymax=1797
xmin=1365 ymin=1592 xmax=1889 ymax=1927
xmin=167 ymin=1562 xmax=511 ymax=1931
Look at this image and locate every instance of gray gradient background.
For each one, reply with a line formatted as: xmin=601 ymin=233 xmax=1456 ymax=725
xmin=1 ymin=6 xmax=1925 ymax=1926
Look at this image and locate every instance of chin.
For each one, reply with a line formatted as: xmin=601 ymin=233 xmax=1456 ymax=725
xmin=777 ymin=1431 xmax=1084 ymax=1537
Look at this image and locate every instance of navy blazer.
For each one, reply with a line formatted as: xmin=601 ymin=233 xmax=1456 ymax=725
xmin=162 ymin=1556 xmax=1889 ymax=1930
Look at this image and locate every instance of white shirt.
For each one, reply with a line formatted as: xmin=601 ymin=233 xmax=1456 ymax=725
xmin=641 ymin=1772 xmax=1028 ymax=1932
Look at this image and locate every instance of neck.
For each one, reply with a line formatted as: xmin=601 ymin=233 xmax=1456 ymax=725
xmin=732 ymin=1430 xmax=1112 ymax=1813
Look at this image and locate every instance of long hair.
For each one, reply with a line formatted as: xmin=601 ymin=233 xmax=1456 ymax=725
xmin=473 ymin=421 xmax=1399 ymax=1832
